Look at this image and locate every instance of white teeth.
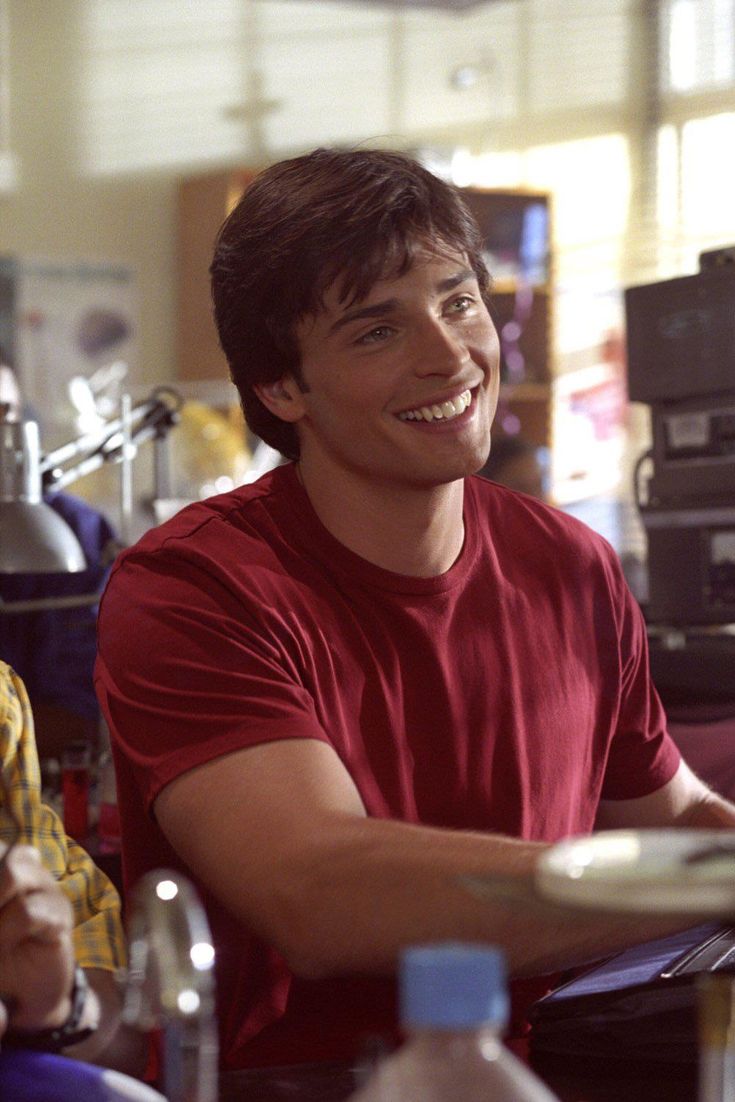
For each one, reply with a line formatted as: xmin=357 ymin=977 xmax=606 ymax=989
xmin=399 ymin=389 xmax=472 ymax=423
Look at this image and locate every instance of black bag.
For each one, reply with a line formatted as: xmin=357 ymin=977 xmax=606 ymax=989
xmin=529 ymin=922 xmax=735 ymax=1066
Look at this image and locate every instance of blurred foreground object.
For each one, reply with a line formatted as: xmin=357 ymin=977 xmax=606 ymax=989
xmin=0 ymin=1050 xmax=165 ymax=1102
xmin=349 ymin=943 xmax=558 ymax=1102
xmin=123 ymin=870 xmax=218 ymax=1102
xmin=536 ymin=829 xmax=735 ymax=1102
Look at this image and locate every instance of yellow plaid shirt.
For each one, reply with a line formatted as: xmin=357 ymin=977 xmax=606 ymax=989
xmin=0 ymin=661 xmax=125 ymax=972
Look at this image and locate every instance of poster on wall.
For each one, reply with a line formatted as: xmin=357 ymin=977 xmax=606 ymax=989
xmin=0 ymin=255 xmax=138 ymax=449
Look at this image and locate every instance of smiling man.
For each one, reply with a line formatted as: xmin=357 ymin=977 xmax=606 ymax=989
xmin=95 ymin=148 xmax=735 ymax=1072
xmin=259 ymin=250 xmax=499 ymax=577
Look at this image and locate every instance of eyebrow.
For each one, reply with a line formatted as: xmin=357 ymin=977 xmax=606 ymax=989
xmin=328 ymin=268 xmax=476 ymax=335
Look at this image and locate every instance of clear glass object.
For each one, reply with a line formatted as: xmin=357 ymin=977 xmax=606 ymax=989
xmin=96 ymin=748 xmax=121 ymax=853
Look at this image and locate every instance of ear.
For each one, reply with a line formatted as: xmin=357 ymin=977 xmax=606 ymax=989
xmin=254 ymin=376 xmax=307 ymax=424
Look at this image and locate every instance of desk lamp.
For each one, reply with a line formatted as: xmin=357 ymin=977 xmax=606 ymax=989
xmin=0 ymin=388 xmax=181 ymax=610
xmin=0 ymin=416 xmax=86 ymax=575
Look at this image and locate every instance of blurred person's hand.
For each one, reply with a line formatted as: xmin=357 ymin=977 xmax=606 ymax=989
xmin=0 ymin=844 xmax=75 ymax=1036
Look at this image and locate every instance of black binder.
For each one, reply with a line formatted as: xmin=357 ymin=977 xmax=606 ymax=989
xmin=529 ymin=923 xmax=735 ymax=1066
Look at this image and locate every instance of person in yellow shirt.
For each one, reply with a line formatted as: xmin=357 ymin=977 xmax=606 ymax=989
xmin=0 ymin=661 xmax=142 ymax=1072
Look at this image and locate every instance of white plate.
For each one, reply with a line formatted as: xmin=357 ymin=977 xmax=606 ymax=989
xmin=535 ymin=829 xmax=735 ymax=915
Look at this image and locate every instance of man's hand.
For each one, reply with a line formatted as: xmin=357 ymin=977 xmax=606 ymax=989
xmin=0 ymin=844 xmax=75 ymax=1035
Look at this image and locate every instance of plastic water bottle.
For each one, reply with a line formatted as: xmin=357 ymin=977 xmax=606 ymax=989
xmin=349 ymin=943 xmax=560 ymax=1102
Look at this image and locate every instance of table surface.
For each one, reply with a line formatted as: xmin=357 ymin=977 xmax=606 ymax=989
xmin=218 ymin=1054 xmax=699 ymax=1102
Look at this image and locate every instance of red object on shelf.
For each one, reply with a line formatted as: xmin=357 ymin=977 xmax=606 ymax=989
xmin=97 ymin=799 xmax=121 ymax=854
xmin=61 ymin=742 xmax=90 ymax=842
xmin=96 ymin=750 xmax=121 ymax=853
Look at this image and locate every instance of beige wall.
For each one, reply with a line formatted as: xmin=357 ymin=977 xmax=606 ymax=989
xmin=0 ymin=1 xmax=177 ymax=389
xmin=0 ymin=0 xmax=533 ymax=395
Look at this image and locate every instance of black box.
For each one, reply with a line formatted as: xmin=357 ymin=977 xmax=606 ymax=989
xmin=625 ymin=269 xmax=735 ymax=404
xmin=643 ymin=510 xmax=735 ymax=624
xmin=647 ymin=395 xmax=735 ymax=506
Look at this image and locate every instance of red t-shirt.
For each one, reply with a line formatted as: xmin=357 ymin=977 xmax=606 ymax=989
xmin=95 ymin=463 xmax=679 ymax=1069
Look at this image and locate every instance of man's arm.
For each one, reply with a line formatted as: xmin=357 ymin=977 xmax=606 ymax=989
xmin=154 ymin=739 xmax=706 ymax=984
xmin=597 ymin=756 xmax=735 ymax=830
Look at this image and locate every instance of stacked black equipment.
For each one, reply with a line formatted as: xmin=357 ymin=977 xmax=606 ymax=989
xmin=625 ymin=245 xmax=735 ymax=628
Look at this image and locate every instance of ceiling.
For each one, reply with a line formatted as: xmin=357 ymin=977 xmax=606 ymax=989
xmin=284 ymin=0 xmax=501 ymax=10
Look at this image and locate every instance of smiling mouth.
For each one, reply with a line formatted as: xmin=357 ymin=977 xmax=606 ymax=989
xmin=397 ymin=389 xmax=473 ymax=424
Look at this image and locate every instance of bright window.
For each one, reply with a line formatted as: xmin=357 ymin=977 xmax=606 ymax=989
xmin=662 ymin=0 xmax=735 ymax=92
xmin=681 ymin=113 xmax=735 ymax=243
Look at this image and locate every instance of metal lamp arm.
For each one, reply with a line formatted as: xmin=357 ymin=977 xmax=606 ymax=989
xmin=40 ymin=388 xmax=182 ymax=495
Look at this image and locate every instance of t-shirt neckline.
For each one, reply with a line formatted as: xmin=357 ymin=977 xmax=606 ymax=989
xmin=275 ymin=462 xmax=480 ymax=596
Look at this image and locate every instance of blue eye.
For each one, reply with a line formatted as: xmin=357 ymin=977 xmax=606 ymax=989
xmin=355 ymin=325 xmax=394 ymax=345
xmin=449 ymin=295 xmax=475 ymax=313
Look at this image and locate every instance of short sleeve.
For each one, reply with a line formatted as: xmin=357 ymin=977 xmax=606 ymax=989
xmin=95 ymin=548 xmax=331 ymax=815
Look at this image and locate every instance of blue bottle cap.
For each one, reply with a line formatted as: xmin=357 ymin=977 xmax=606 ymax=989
xmin=400 ymin=943 xmax=509 ymax=1030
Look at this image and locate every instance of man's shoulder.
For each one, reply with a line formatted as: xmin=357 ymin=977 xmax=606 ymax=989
xmin=108 ymin=464 xmax=301 ymax=603
xmin=128 ymin=464 xmax=289 ymax=556
xmin=468 ymin=475 xmax=620 ymax=568
xmin=470 ymin=474 xmax=602 ymax=533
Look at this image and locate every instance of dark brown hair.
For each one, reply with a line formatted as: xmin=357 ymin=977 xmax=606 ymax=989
xmin=210 ymin=147 xmax=490 ymax=459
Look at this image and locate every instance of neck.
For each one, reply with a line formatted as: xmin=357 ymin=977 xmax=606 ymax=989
xmin=296 ymin=463 xmax=466 ymax=577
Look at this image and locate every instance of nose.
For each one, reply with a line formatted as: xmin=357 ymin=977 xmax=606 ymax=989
xmin=411 ymin=316 xmax=469 ymax=377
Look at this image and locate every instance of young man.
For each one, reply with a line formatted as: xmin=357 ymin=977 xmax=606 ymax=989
xmin=95 ymin=148 xmax=735 ymax=1071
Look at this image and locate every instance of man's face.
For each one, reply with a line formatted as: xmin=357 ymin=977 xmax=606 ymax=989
xmin=273 ymin=250 xmax=500 ymax=495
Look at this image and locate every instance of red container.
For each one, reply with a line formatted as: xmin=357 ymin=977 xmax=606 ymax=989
xmin=61 ymin=743 xmax=90 ymax=842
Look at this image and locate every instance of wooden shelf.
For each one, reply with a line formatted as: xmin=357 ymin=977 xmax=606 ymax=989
xmin=500 ymin=382 xmax=550 ymax=401
xmin=461 ymin=187 xmax=554 ymax=448
xmin=491 ymin=278 xmax=550 ymax=295
xmin=176 ymin=169 xmax=258 ymax=383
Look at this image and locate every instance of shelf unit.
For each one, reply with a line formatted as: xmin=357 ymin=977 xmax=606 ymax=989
xmin=460 ymin=187 xmax=554 ymax=451
xmin=177 ymin=168 xmax=259 ymax=385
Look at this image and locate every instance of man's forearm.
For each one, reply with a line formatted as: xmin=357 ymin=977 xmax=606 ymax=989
xmin=681 ymin=789 xmax=735 ymax=829
xmin=155 ymin=743 xmax=721 ymax=990
xmin=223 ymin=814 xmax=697 ymax=982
